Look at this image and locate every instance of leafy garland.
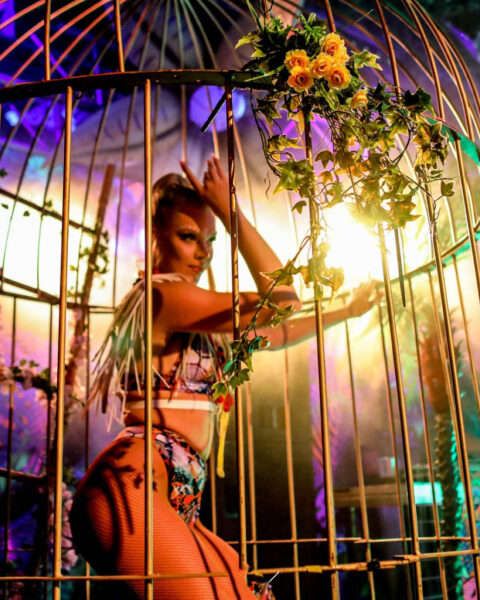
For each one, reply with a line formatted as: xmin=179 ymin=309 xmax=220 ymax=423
xmin=213 ymin=7 xmax=452 ymax=402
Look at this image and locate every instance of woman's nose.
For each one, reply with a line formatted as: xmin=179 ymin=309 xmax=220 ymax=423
xmin=196 ymin=239 xmax=210 ymax=259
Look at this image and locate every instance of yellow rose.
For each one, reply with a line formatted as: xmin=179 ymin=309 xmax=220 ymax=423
xmin=287 ymin=66 xmax=314 ymax=93
xmin=322 ymin=32 xmax=347 ymax=58
xmin=351 ymin=89 xmax=368 ymax=108
xmin=310 ymin=52 xmax=334 ymax=79
xmin=284 ymin=49 xmax=310 ymax=71
xmin=326 ymin=62 xmax=351 ymax=89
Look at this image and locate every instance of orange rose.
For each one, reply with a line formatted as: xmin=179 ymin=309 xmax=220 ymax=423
xmin=351 ymin=89 xmax=368 ymax=108
xmin=284 ymin=49 xmax=310 ymax=71
xmin=326 ymin=63 xmax=351 ymax=89
xmin=310 ymin=52 xmax=334 ymax=79
xmin=322 ymin=32 xmax=347 ymax=59
xmin=287 ymin=66 xmax=314 ymax=93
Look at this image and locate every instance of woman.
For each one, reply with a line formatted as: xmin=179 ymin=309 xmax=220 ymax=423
xmin=70 ymin=156 xmax=375 ymax=599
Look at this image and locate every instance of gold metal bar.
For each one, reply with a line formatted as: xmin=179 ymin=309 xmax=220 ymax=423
xmin=340 ymin=0 xmax=475 ymax=140
xmin=376 ymin=302 xmax=408 ymax=539
xmin=416 ymin=1 xmax=480 ymax=124
xmin=245 ymin=383 xmax=258 ymax=570
xmin=452 ymin=255 xmax=480 ymax=414
xmin=181 ymin=84 xmax=187 ymax=161
xmin=373 ymin=0 xmax=401 ymax=96
xmin=410 ymin=0 xmax=477 ymax=137
xmin=406 ymin=275 xmax=448 ymax=598
xmin=378 ymin=226 xmax=423 ymax=599
xmin=453 ymin=138 xmax=480 ymax=302
xmin=0 ymin=571 xmax=229 ymax=583
xmin=225 ymin=80 xmax=247 ymax=569
xmin=321 ymin=0 xmax=336 ymax=32
xmin=401 ymin=0 xmax=445 ymax=120
xmin=84 ymin=309 xmax=92 ymax=600
xmin=114 ymin=0 xmax=125 ymax=72
xmin=208 ymin=445 xmax=218 ymax=534
xmin=282 ymin=349 xmax=301 ymax=600
xmin=44 ymin=0 xmax=51 ymax=80
xmin=423 ymin=181 xmax=480 ymax=596
xmin=344 ymin=317 xmax=376 ymax=599
xmin=143 ymin=77 xmax=154 ymax=600
xmin=53 ymin=85 xmax=73 ymax=600
xmin=3 ymin=295 xmax=16 ymax=580
xmin=45 ymin=302 xmax=54 ymax=578
xmin=2 ymin=383 xmax=14 ymax=600
xmin=304 ymin=113 xmax=339 ymax=599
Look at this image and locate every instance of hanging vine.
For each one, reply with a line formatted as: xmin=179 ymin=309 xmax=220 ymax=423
xmin=213 ymin=5 xmax=453 ymax=400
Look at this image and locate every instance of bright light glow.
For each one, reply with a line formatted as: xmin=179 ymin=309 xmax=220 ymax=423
xmin=324 ymin=203 xmax=384 ymax=288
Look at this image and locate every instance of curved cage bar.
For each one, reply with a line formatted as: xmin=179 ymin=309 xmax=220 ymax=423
xmin=0 ymin=1 xmax=479 ymax=599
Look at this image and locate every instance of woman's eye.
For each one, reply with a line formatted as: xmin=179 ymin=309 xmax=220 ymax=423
xmin=179 ymin=232 xmax=196 ymax=241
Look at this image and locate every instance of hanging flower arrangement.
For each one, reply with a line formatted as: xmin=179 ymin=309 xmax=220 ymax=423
xmin=212 ymin=6 xmax=454 ymax=402
xmin=237 ymin=8 xmax=451 ymax=230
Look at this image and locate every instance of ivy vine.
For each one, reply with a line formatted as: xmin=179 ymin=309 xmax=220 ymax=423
xmin=213 ymin=5 xmax=453 ymax=403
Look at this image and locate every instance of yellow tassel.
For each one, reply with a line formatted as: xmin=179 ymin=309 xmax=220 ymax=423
xmin=216 ymin=409 xmax=230 ymax=478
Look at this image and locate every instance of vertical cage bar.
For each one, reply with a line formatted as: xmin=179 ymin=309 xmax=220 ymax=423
xmin=409 ymin=0 xmax=477 ymax=138
xmin=208 ymin=450 xmax=218 ymax=535
xmin=304 ymin=114 xmax=339 ymax=599
xmin=407 ymin=275 xmax=449 ymax=598
xmin=44 ymin=0 xmax=51 ymax=81
xmin=114 ymin=0 xmax=125 ymax=72
xmin=53 ymin=85 xmax=73 ymax=600
xmin=378 ymin=227 xmax=423 ymax=600
xmin=400 ymin=0 xmax=445 ymax=121
xmin=321 ymin=0 xmax=336 ymax=33
xmin=344 ymin=317 xmax=375 ymax=599
xmin=3 ymin=297 xmax=16 ymax=579
xmin=44 ymin=302 xmax=54 ymax=584
xmin=423 ymin=184 xmax=480 ymax=595
xmin=225 ymin=79 xmax=247 ymax=569
xmin=453 ymin=139 xmax=480 ymax=303
xmin=452 ymin=255 xmax=480 ymax=415
xmin=245 ymin=383 xmax=258 ymax=570
xmin=84 ymin=309 xmax=92 ymax=600
xmin=143 ymin=77 xmax=154 ymax=600
xmin=282 ymin=349 xmax=301 ymax=600
xmin=412 ymin=0 xmax=480 ymax=128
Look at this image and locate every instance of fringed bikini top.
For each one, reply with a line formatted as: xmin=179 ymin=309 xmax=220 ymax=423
xmin=89 ymin=273 xmax=228 ymax=426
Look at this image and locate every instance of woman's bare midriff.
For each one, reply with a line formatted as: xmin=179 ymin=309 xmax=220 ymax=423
xmin=124 ymin=390 xmax=216 ymax=459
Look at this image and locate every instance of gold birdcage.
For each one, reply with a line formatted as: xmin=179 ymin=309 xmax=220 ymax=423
xmin=0 ymin=1 xmax=479 ymax=598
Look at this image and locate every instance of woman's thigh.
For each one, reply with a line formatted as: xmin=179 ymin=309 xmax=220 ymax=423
xmin=70 ymin=435 xmax=253 ymax=599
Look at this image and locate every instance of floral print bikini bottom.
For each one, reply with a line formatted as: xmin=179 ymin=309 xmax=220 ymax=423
xmin=118 ymin=426 xmax=207 ymax=525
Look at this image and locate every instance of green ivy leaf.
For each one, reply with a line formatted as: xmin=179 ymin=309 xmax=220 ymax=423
xmin=440 ymin=180 xmax=454 ymax=197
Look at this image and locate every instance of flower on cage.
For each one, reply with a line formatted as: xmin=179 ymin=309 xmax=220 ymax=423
xmin=310 ymin=53 xmax=334 ymax=79
xmin=322 ymin=32 xmax=348 ymax=62
xmin=284 ymin=49 xmax=310 ymax=71
xmin=287 ymin=66 xmax=314 ymax=93
xmin=326 ymin=62 xmax=351 ymax=89
xmin=351 ymin=89 xmax=369 ymax=108
xmin=0 ymin=360 xmax=13 ymax=388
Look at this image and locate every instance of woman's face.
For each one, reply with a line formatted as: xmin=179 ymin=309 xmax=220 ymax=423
xmin=156 ymin=202 xmax=216 ymax=283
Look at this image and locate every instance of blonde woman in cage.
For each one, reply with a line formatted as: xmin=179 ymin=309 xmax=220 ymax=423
xmin=69 ymin=156 xmax=375 ymax=599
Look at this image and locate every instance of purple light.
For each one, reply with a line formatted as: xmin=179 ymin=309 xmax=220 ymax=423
xmin=5 ymin=108 xmax=19 ymax=127
xmin=189 ymin=86 xmax=246 ymax=131
xmin=0 ymin=1 xmax=15 ymax=40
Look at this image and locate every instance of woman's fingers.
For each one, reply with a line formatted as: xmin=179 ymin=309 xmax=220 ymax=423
xmin=180 ymin=160 xmax=204 ymax=195
xmin=212 ymin=155 xmax=224 ymax=178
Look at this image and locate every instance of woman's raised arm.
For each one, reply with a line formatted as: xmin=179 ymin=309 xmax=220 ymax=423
xmin=181 ymin=156 xmax=300 ymax=300
xmin=253 ymin=281 xmax=379 ymax=349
